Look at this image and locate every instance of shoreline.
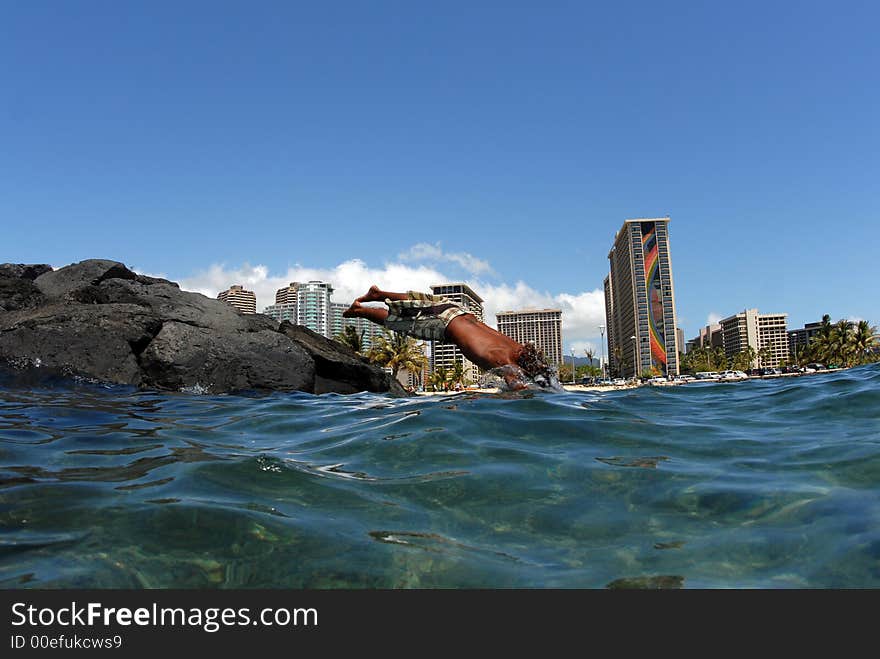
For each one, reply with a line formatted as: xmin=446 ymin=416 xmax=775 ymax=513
xmin=413 ymin=367 xmax=848 ymax=396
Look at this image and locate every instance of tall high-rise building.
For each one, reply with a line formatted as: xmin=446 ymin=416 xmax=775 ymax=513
xmin=605 ymin=217 xmax=680 ymax=378
xmin=295 ymin=281 xmax=333 ymax=336
xmin=274 ymin=283 xmax=301 ymax=305
xmin=329 ymin=302 xmax=347 ymax=339
xmin=217 ymin=285 xmax=256 ymax=314
xmin=496 ymin=309 xmax=563 ymax=366
xmin=430 ymin=283 xmax=484 ymax=383
xmin=264 ymin=282 xmax=302 ymax=325
xmin=263 ymin=281 xmax=333 ymax=337
xmin=720 ymin=309 xmax=789 ymax=368
xmin=603 ymin=275 xmax=615 ymax=372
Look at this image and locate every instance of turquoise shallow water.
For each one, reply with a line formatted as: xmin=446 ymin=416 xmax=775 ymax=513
xmin=1 ymin=364 xmax=878 ymax=588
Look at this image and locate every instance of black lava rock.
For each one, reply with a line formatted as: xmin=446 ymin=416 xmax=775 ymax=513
xmin=0 ymin=259 xmax=407 ymax=396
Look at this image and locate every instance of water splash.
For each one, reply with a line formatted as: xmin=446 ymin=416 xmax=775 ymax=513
xmin=479 ymin=364 xmax=565 ymax=393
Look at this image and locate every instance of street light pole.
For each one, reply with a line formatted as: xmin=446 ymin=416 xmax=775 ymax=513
xmin=570 ymin=349 xmax=576 ymax=384
xmin=599 ymin=324 xmax=605 ymax=379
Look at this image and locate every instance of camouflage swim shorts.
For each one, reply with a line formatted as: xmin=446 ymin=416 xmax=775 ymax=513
xmin=383 ymin=291 xmax=469 ymax=342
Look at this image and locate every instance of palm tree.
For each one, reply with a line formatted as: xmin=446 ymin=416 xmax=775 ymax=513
xmin=851 ymin=320 xmax=878 ymax=364
xmin=449 ymin=360 xmax=466 ymax=389
xmin=584 ymin=348 xmax=595 ymax=366
xmin=429 ymin=365 xmax=448 ymax=392
xmin=757 ymin=344 xmax=773 ymax=369
xmin=732 ymin=348 xmax=753 ymax=372
xmin=711 ymin=346 xmax=727 ymax=371
xmin=794 ymin=343 xmax=810 ymax=367
xmin=367 ymin=330 xmax=428 ymax=379
xmin=831 ymin=319 xmax=855 ymax=367
xmin=808 ymin=313 xmax=835 ymax=364
xmin=335 ymin=325 xmax=365 ymax=354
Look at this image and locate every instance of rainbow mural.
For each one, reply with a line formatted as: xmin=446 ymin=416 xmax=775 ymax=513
xmin=641 ymin=223 xmax=667 ymax=371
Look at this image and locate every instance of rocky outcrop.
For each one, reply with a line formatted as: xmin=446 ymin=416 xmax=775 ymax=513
xmin=279 ymin=322 xmax=403 ymax=395
xmin=0 ymin=259 xmax=407 ymax=396
xmin=0 ymin=263 xmax=52 ymax=313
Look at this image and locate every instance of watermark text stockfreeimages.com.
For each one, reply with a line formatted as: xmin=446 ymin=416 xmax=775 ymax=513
xmin=11 ymin=601 xmax=318 ymax=633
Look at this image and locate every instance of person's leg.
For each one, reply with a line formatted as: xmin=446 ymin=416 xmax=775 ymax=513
xmin=341 ymin=301 xmax=389 ymax=325
xmin=355 ymin=286 xmax=445 ymax=303
xmin=355 ymin=286 xmax=410 ymax=303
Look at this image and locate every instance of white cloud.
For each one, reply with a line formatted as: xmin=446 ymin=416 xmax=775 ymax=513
xmin=398 ymin=242 xmax=493 ymax=276
xmin=175 ymin=258 xmax=607 ymax=350
xmin=178 ymin=260 xmax=448 ymax=313
xmin=706 ymin=312 xmax=721 ymax=325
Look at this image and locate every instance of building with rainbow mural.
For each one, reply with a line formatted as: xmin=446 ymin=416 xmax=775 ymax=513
xmin=605 ymin=217 xmax=680 ymax=378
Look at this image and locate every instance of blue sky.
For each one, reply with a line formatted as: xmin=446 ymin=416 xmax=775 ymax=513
xmin=2 ymin=1 xmax=877 ymax=351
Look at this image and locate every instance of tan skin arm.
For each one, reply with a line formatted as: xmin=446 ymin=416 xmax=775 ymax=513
xmin=345 ymin=286 xmax=530 ymax=390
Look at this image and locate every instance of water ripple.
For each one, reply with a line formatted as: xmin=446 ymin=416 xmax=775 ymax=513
xmin=0 ymin=363 xmax=878 ymax=587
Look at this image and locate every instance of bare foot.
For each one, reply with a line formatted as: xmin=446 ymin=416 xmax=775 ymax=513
xmin=355 ymin=285 xmax=384 ymax=304
xmin=342 ymin=300 xmax=362 ymax=318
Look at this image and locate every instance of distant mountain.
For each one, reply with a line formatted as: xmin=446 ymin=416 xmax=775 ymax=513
xmin=562 ymin=356 xmax=600 ymax=367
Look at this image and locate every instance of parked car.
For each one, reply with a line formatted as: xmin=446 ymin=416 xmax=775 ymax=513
xmin=720 ymin=370 xmax=748 ymax=381
xmin=694 ymin=371 xmax=721 ymax=381
xmin=611 ymin=378 xmax=626 ymax=386
xmin=805 ymin=363 xmax=827 ymax=371
xmin=648 ymin=376 xmax=667 ymax=385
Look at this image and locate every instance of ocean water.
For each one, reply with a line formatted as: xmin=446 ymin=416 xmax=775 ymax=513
xmin=1 ymin=364 xmax=878 ymax=589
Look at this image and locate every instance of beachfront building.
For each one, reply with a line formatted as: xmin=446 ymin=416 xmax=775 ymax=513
xmin=329 ymin=302 xmax=347 ymax=339
xmin=395 ymin=356 xmax=429 ymax=391
xmin=689 ymin=323 xmax=723 ymax=351
xmin=496 ymin=309 xmax=563 ymax=366
xmin=274 ymin=282 xmax=300 ymax=305
xmin=430 ymin=283 xmax=484 ymax=384
xmin=349 ymin=317 xmax=385 ymax=351
xmin=263 ymin=283 xmax=386 ymax=348
xmin=720 ymin=309 xmax=789 ymax=368
xmin=262 ymin=302 xmax=297 ymax=323
xmin=264 ymin=282 xmax=302 ymax=324
xmin=295 ymin=281 xmax=334 ymax=337
xmin=217 ymin=285 xmax=256 ymax=314
xmin=788 ymin=321 xmax=824 ymax=358
xmin=329 ymin=302 xmax=384 ymax=351
xmin=603 ymin=275 xmax=615 ymax=370
xmin=262 ymin=281 xmax=334 ymax=337
xmin=605 ymin=217 xmax=680 ymax=378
